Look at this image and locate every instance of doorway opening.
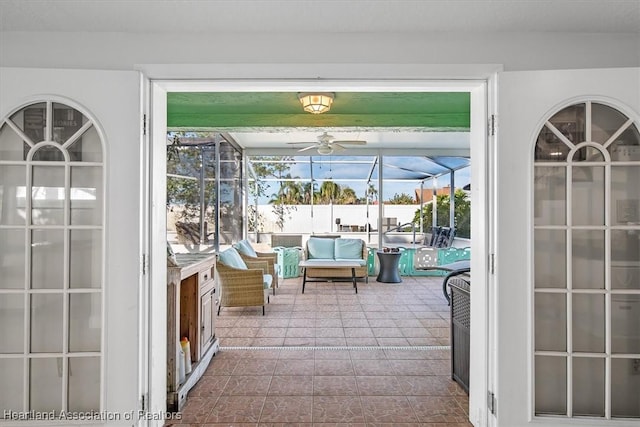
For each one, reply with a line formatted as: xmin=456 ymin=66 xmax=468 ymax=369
xmin=150 ymin=78 xmax=492 ymax=426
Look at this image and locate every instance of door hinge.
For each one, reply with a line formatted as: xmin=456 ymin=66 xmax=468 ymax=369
xmin=490 ymin=253 xmax=495 ymax=274
xmin=142 ymin=253 xmax=147 ymax=275
xmin=489 ymin=114 xmax=496 ymax=136
xmin=141 ymin=393 xmax=148 ymax=412
xmin=488 ymin=391 xmax=497 ymax=415
xmin=142 ymin=114 xmax=147 ymax=136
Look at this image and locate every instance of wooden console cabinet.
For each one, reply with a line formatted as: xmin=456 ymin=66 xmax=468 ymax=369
xmin=167 ymin=253 xmax=219 ymax=411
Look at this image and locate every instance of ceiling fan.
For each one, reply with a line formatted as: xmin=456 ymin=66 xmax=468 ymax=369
xmin=287 ymin=132 xmax=367 ymax=155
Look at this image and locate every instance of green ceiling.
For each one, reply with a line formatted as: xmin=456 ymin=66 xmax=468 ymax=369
xmin=167 ymin=92 xmax=470 ymax=130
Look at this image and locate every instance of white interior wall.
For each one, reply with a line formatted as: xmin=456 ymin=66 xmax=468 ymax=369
xmin=1 ymin=32 xmax=638 ymax=72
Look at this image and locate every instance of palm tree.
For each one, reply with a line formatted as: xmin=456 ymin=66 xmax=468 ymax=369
xmin=319 ymin=180 xmax=341 ymax=204
xmin=338 ymin=187 xmax=358 ymax=204
xmin=366 ymin=183 xmax=378 ymax=202
xmin=302 ymin=182 xmax=315 ymax=204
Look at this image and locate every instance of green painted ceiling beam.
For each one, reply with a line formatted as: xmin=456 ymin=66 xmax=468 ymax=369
xmin=167 ymin=92 xmax=470 ymax=129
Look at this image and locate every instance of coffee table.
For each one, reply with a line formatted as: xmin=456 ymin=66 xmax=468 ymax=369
xmin=298 ymin=260 xmax=362 ymax=293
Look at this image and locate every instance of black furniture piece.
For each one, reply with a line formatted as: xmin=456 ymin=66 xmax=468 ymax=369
xmin=448 ymin=273 xmax=471 ymax=395
xmin=376 ymin=250 xmax=402 ymax=283
xmin=419 ymin=259 xmax=471 ymax=304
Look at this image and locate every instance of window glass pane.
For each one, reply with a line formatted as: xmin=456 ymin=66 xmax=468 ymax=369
xmin=534 ymin=167 xmax=566 ymax=226
xmin=14 ymin=103 xmax=48 ymax=143
xmin=611 ymin=295 xmax=640 ymax=354
xmin=535 ymin=293 xmax=566 ymax=351
xmin=572 ymin=357 xmax=605 ymax=417
xmin=611 ymin=230 xmax=640 ymax=290
xmin=0 ymin=165 xmax=26 ymax=225
xmin=591 ymin=103 xmax=631 ymax=145
xmin=31 ymin=229 xmax=64 ymax=289
xmin=219 ymin=141 xmax=243 ymax=245
xmin=69 ymin=294 xmax=101 ymax=352
xmin=68 ymin=357 xmax=100 ymax=412
xmin=51 ymin=103 xmax=84 ymax=162
xmin=69 ymin=230 xmax=102 ymax=289
xmin=0 ymin=120 xmax=29 ymax=161
xmin=611 ymin=166 xmax=640 ymax=225
xmin=573 ymin=294 xmax=605 ymax=353
xmin=572 ymin=146 xmax=604 ymax=162
xmin=549 ymin=104 xmax=585 ymax=144
xmin=572 ymin=166 xmax=604 ymax=226
xmin=535 ymin=124 xmax=571 ymax=161
xmin=609 ymin=125 xmax=640 ymax=161
xmin=534 ymin=229 xmax=566 ymax=288
xmin=0 ymin=294 xmax=24 ymax=353
xmin=31 ymin=165 xmax=65 ymax=225
xmin=70 ymin=166 xmax=102 ymax=225
xmin=0 ymin=229 xmax=25 ymax=288
xmin=535 ymin=105 xmax=585 ymax=162
xmin=612 ymin=358 xmax=640 ymax=418
xmin=30 ymin=358 xmax=62 ymax=412
xmin=32 ymin=145 xmax=67 ymax=161
xmin=0 ymin=359 xmax=24 ymax=413
xmin=31 ymin=293 xmax=63 ymax=353
xmin=76 ymin=124 xmax=102 ymax=162
xmin=167 ymin=142 xmax=216 ymax=250
xmin=572 ymin=230 xmax=604 ymax=289
xmin=535 ymin=355 xmax=567 ymax=416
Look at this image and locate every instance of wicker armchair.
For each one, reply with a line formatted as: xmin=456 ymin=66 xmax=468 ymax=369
xmin=233 ymin=240 xmax=279 ymax=293
xmin=216 ymin=252 xmax=273 ymax=316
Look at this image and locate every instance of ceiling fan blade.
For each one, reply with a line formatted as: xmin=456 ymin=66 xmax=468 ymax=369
xmin=331 ymin=143 xmax=347 ymax=151
xmin=332 ymin=140 xmax=367 ymax=145
xmin=297 ymin=145 xmax=318 ymax=152
xmin=286 ymin=141 xmax=315 ymax=145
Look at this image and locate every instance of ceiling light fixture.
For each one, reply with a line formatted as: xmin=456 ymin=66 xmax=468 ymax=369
xmin=298 ymin=92 xmax=334 ymax=114
xmin=316 ymin=145 xmax=333 ymax=155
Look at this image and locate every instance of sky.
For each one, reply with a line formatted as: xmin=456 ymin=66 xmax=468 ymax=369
xmin=248 ymin=155 xmax=471 ymax=204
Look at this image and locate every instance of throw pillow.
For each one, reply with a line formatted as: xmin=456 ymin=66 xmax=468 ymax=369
xmin=219 ymin=247 xmax=248 ymax=269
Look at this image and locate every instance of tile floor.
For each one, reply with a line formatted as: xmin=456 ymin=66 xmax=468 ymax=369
xmin=166 ymin=275 xmax=472 ymax=426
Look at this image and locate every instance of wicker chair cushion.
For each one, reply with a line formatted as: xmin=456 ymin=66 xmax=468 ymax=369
xmin=233 ymin=239 xmax=258 ymax=257
xmin=307 ymin=237 xmax=335 ymax=259
xmin=334 ymin=238 xmax=363 ymax=259
xmin=219 ymin=247 xmax=247 ymax=269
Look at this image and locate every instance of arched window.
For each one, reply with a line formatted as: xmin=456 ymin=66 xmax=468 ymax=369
xmin=533 ymin=101 xmax=640 ymax=419
xmin=0 ymin=101 xmax=104 ymax=414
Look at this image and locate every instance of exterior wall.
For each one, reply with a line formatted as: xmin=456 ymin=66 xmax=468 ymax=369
xmin=1 ymin=31 xmax=638 ymax=72
xmin=257 ymin=204 xmax=421 ymax=234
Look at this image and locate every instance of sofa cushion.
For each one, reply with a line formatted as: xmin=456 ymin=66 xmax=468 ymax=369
xmin=307 ymin=237 xmax=335 ymax=259
xmin=334 ymin=238 xmax=363 ymax=259
xmin=233 ymin=239 xmax=258 ymax=257
xmin=218 ymin=247 xmax=247 ymax=269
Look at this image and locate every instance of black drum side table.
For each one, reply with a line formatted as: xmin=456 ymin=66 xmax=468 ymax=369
xmin=376 ymin=250 xmax=402 ymax=283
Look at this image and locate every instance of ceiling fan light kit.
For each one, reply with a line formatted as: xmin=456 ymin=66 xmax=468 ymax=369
xmin=298 ymin=92 xmax=334 ymax=114
xmin=316 ymin=145 xmax=334 ymax=155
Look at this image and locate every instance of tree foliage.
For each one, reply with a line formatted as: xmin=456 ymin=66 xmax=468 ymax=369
xmin=413 ymin=189 xmax=471 ymax=238
xmin=387 ymin=192 xmax=416 ymax=205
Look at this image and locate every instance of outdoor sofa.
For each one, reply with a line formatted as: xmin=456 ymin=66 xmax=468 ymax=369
xmin=303 ymin=236 xmax=368 ymax=282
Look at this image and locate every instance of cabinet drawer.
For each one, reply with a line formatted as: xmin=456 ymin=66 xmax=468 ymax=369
xmin=198 ymin=265 xmax=214 ymax=285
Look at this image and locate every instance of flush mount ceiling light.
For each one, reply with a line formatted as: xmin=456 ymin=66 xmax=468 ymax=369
xmin=298 ymin=92 xmax=334 ymax=114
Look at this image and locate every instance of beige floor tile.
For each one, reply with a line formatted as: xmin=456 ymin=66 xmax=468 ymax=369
xmin=171 ymin=276 xmax=473 ymax=427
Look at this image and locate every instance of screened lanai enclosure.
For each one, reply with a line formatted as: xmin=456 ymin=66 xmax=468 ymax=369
xmin=166 ymin=132 xmax=471 ymax=257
